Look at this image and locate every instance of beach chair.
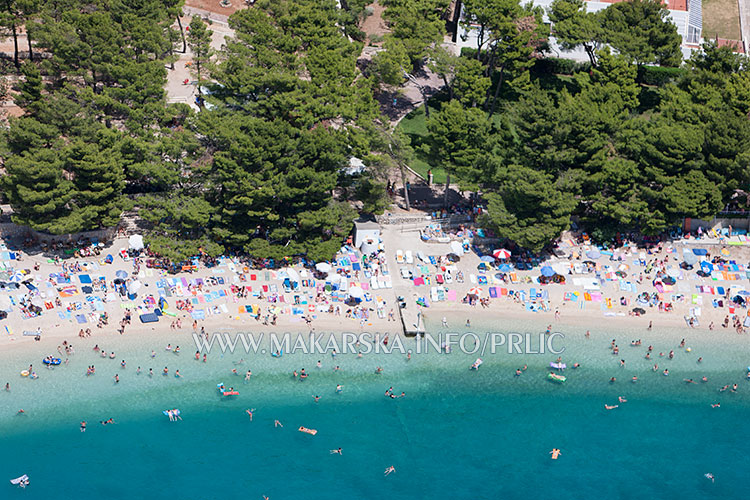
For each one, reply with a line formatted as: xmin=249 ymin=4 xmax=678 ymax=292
xmin=428 ymin=256 xmax=438 ymax=265
xmin=395 ymin=250 xmax=404 ymax=264
xmin=436 ymin=274 xmax=444 ymax=284
xmin=405 ymin=251 xmax=414 ymax=264
xmin=430 ymin=287 xmax=439 ymax=302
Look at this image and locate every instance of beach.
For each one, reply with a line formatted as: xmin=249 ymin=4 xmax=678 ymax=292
xmin=2 ymin=229 xmax=750 ymax=497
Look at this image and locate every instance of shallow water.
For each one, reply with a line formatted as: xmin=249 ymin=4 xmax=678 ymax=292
xmin=1 ymin=320 xmax=749 ymax=499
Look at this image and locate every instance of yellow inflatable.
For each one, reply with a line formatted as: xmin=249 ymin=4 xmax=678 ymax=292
xmin=20 ymin=370 xmax=29 ymax=377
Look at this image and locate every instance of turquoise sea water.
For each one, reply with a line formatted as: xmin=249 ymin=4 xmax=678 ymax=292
xmin=1 ymin=320 xmax=749 ymax=499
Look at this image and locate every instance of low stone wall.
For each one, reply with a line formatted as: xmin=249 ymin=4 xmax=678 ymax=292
xmin=0 ymin=222 xmax=119 ymax=245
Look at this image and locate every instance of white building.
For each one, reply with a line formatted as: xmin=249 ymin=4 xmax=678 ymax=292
xmin=456 ymin=0 xmax=703 ymax=61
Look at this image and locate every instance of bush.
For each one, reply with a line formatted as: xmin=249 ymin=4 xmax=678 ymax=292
xmin=460 ymin=47 xmax=478 ymax=59
xmin=534 ymin=57 xmax=591 ymax=76
xmin=637 ymin=65 xmax=685 ymax=86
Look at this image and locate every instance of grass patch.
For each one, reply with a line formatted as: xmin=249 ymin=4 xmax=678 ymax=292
xmin=397 ymin=104 xmax=448 ymax=184
xmin=702 ymin=0 xmax=741 ymax=40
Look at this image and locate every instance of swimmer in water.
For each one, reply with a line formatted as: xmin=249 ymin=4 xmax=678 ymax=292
xmin=605 ymin=404 xmax=618 ymax=410
xmin=100 ymin=418 xmax=114 ymax=425
xmin=705 ymin=473 xmax=715 ymax=483
xmin=684 ymin=378 xmax=696 ymax=384
xmin=313 ymin=395 xmax=320 ymax=402
xmin=384 ymin=466 xmax=396 ymax=476
xmin=245 ymin=370 xmax=252 ymax=381
xmin=80 ymin=421 xmax=86 ymax=432
xmin=719 ymin=385 xmax=729 ymax=392
xmin=148 ymin=368 xmax=154 ymax=377
xmin=336 ymin=384 xmax=343 ymax=393
xmin=246 ymin=408 xmax=255 ymax=421
xmin=631 ymin=376 xmax=638 ymax=383
xmin=330 ymin=448 xmax=342 ymax=455
xmin=121 ymin=360 xmax=126 ymax=368
xmin=274 ymin=420 xmax=283 ymax=428
xmin=663 ymin=369 xmax=669 ymax=376
xmin=618 ymin=396 xmax=627 ymax=403
xmin=515 ymin=369 xmax=522 ymax=377
xmin=711 ymin=403 xmax=720 ymax=408
xmin=136 ymin=366 xmax=141 ymax=374
xmin=175 ymin=370 xmax=181 ymax=378
xmin=163 ymin=367 xmax=168 ymax=375
xmin=609 ymin=377 xmax=616 ymax=383
xmin=701 ymin=376 xmax=708 ymax=383
xmin=697 ymin=357 xmax=703 ymax=363
xmin=114 ymin=374 xmax=119 ymax=383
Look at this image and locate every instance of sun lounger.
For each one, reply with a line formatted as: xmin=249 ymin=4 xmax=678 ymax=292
xmin=396 ymin=250 xmax=405 ymax=264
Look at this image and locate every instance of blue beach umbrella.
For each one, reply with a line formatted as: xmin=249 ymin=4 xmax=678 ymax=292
xmin=480 ymin=255 xmax=495 ymax=262
xmin=116 ymin=270 xmax=128 ymax=279
xmin=540 ymin=265 xmax=555 ymax=277
xmin=586 ymin=249 xmax=601 ymax=259
xmin=498 ymin=264 xmax=512 ymax=272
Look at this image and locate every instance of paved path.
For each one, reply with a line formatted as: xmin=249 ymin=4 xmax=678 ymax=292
xmin=738 ymin=0 xmax=750 ymax=52
xmin=165 ymin=9 xmax=235 ymax=108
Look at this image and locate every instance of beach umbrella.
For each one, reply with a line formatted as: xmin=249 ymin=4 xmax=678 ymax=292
xmin=498 ymin=264 xmax=512 ymax=272
xmin=450 ymin=240 xmax=464 ymax=255
xmin=586 ymin=249 xmax=601 ymax=259
xmin=480 ymin=255 xmax=495 ymax=263
xmin=632 ymin=307 xmax=646 ymax=315
xmin=721 ymin=248 xmax=730 ymax=256
xmin=446 ymin=253 xmax=461 ymax=263
xmin=315 ymin=262 xmax=332 ymax=273
xmin=128 ymin=280 xmax=142 ymax=294
xmin=683 ymin=252 xmax=698 ymax=266
xmin=115 ymin=270 xmax=128 ymax=279
xmin=666 ymin=268 xmax=681 ymax=278
xmin=328 ymin=273 xmax=342 ymax=283
xmin=540 ymin=265 xmax=555 ymax=277
xmin=128 ymin=234 xmax=144 ymax=251
xmin=662 ymin=276 xmax=676 ymax=285
xmin=348 ymin=286 xmax=365 ymax=299
xmin=493 ymin=249 xmax=511 ymax=259
xmin=469 ymin=287 xmax=482 ymax=296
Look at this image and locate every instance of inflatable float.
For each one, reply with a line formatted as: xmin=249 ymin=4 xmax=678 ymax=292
xmin=550 ymin=449 xmax=561 ymax=460
xmin=547 ymin=373 xmax=566 ymax=383
xmin=271 ymin=350 xmax=283 ymax=358
xmin=298 ymin=426 xmax=317 ymax=435
xmin=163 ymin=409 xmax=181 ymax=418
xmin=470 ymin=358 xmax=483 ymax=370
xmin=20 ymin=370 xmax=29 ymax=377
xmin=43 ymin=358 xmax=62 ymax=365
xmin=549 ymin=362 xmax=566 ymax=370
xmin=222 ymin=391 xmax=239 ymax=396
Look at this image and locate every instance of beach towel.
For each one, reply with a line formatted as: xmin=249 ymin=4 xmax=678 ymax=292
xmin=190 ymin=310 xmax=206 ymax=320
xmin=413 ymin=277 xmax=425 ymax=286
xmin=446 ymin=289 xmax=457 ymax=301
xmin=489 ymin=287 xmax=498 ymax=298
xmin=78 ymin=274 xmax=92 ymax=284
xmin=75 ymin=314 xmax=87 ymax=324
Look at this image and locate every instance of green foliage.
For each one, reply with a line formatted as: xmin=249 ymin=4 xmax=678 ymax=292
xmin=637 ymin=65 xmax=685 ymax=86
xmin=599 ymin=0 xmax=682 ymax=67
xmin=427 ymin=100 xmax=492 ymax=189
xmin=548 ymin=0 xmax=602 ymax=66
xmin=187 ymin=16 xmax=213 ymax=90
xmin=381 ymin=0 xmax=448 ymax=68
xmin=483 ymin=165 xmax=575 ymax=252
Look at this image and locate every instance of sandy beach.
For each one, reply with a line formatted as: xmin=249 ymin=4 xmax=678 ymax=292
xmin=2 ymin=223 xmax=750 ymax=362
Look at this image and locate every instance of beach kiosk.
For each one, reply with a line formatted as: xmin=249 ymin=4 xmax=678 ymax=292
xmin=353 ymin=219 xmax=380 ymax=248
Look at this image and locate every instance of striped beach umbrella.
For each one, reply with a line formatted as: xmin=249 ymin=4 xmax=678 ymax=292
xmin=493 ymin=249 xmax=511 ymax=259
xmin=469 ymin=287 xmax=482 ymax=296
